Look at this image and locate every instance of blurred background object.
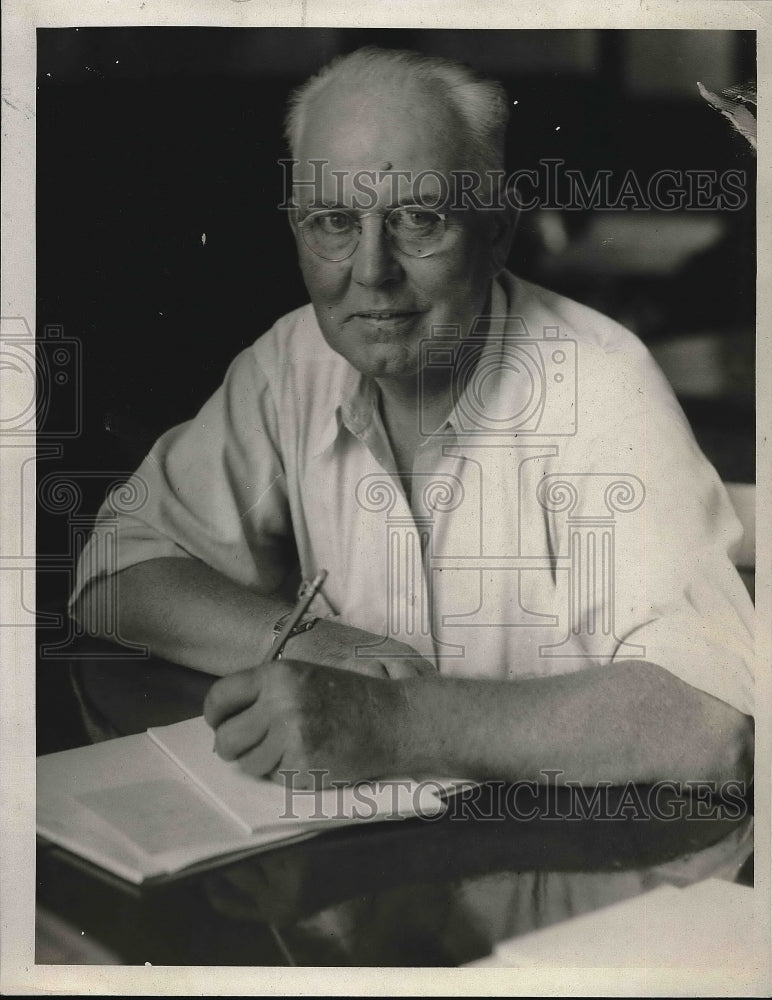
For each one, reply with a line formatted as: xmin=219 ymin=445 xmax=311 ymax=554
xmin=698 ymin=80 xmax=757 ymax=151
xmin=35 ymin=28 xmax=756 ymax=752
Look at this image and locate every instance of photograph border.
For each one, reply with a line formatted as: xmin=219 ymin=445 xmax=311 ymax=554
xmin=2 ymin=1 xmax=770 ymax=995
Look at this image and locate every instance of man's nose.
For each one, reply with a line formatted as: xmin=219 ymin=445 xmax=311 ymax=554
xmin=351 ymin=217 xmax=403 ymax=287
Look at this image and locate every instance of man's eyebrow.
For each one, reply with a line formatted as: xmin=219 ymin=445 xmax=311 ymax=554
xmin=298 ymin=200 xmax=351 ymax=212
xmin=298 ymin=194 xmax=447 ymax=213
xmin=392 ymin=193 xmax=443 ymax=207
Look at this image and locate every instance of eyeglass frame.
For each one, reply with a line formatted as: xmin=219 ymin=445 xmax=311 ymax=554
xmin=295 ymin=204 xmax=452 ymax=262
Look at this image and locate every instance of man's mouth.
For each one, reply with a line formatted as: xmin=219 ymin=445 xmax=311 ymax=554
xmin=349 ymin=310 xmax=421 ymax=321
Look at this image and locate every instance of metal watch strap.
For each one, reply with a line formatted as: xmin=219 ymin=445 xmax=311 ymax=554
xmin=271 ymin=612 xmax=318 ymax=659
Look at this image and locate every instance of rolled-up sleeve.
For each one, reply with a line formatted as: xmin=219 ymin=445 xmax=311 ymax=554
xmin=69 ymin=343 xmax=294 ymax=610
xmin=561 ymin=338 xmax=754 ymax=717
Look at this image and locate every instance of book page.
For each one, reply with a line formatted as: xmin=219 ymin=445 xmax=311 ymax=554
xmin=36 ymin=733 xmax=311 ymax=881
xmin=75 ymin=779 xmax=247 ymax=858
xmin=37 ymin=791 xmax=153 ymax=885
xmin=148 ymin=716 xmax=444 ymax=832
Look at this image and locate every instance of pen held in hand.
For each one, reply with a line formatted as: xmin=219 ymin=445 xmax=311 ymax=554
xmin=212 ymin=569 xmax=329 ymax=752
xmin=268 ymin=569 xmax=328 ymax=662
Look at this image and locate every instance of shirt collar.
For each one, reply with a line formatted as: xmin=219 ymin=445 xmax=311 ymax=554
xmin=310 ymin=366 xmax=377 ymax=458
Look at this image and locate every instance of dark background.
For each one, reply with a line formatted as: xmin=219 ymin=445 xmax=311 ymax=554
xmin=36 ymin=27 xmax=756 ymax=753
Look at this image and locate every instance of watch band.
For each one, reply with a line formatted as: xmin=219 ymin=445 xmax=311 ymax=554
xmin=271 ymin=612 xmax=318 ymax=659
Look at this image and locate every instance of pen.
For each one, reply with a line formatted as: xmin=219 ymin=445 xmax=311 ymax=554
xmin=268 ymin=569 xmax=328 ymax=662
xmin=213 ymin=569 xmax=329 ymax=753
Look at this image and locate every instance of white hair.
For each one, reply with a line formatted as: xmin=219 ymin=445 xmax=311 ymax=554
xmin=284 ymin=46 xmax=509 ymax=178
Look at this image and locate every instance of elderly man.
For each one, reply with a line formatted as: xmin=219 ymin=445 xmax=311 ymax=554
xmin=71 ymin=47 xmax=753 ymax=789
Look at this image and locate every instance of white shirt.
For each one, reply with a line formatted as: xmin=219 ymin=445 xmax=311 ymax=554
xmin=71 ymin=272 xmax=754 ymax=716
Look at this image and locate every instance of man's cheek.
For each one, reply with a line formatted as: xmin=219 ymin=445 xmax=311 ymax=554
xmin=301 ymin=255 xmax=347 ymax=298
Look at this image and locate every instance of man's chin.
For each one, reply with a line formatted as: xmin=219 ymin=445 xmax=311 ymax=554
xmin=322 ymin=335 xmax=421 ymax=380
xmin=354 ymin=350 xmax=420 ymax=381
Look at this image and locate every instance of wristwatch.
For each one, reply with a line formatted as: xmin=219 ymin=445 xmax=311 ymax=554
xmin=271 ymin=611 xmax=318 ymax=659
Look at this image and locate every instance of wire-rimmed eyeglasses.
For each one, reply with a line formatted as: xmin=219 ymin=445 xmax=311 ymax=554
xmin=297 ymin=205 xmax=450 ymax=261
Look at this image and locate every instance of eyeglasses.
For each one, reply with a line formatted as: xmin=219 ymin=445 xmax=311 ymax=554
xmin=297 ymin=206 xmax=450 ymax=261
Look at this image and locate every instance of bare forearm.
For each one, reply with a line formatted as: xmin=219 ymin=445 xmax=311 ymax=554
xmin=72 ymin=558 xmax=289 ymax=675
xmin=391 ymin=660 xmax=753 ymax=786
xmin=71 ymin=558 xmax=434 ymax=679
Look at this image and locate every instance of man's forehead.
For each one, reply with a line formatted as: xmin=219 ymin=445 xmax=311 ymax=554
xmin=295 ymin=80 xmax=466 ymax=169
xmin=291 ymin=84 xmax=473 ymax=207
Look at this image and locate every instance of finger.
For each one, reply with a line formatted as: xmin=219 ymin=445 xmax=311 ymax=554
xmin=236 ymin=724 xmax=287 ymax=780
xmin=214 ymin=701 xmax=270 ymax=762
xmin=204 ymin=666 xmax=262 ymax=729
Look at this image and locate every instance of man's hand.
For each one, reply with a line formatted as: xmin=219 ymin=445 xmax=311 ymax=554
xmin=283 ymin=618 xmax=436 ymax=680
xmin=203 ymin=658 xmax=407 ymax=787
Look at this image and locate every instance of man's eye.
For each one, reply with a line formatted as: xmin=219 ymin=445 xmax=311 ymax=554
xmin=394 ymin=208 xmax=441 ymax=231
xmin=316 ymin=212 xmax=353 ymax=234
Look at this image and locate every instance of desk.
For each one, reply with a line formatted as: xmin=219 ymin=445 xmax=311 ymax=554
xmin=37 ymin=781 xmax=753 ymax=966
xmin=36 ymin=642 xmax=755 ymax=967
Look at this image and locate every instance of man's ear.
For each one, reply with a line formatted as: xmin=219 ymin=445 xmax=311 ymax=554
xmin=488 ymin=205 xmax=518 ymax=277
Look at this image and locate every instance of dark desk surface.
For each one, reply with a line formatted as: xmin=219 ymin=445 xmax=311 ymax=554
xmin=37 ymin=782 xmax=754 ymax=967
xmin=36 ymin=643 xmax=755 ymax=966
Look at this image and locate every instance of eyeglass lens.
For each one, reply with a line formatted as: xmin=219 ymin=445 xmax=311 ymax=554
xmin=299 ymin=207 xmax=446 ymax=260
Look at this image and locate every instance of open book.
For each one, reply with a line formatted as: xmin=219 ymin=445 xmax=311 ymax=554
xmin=37 ymin=716 xmax=446 ymax=885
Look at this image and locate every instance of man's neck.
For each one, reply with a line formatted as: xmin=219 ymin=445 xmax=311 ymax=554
xmin=376 ymin=371 xmax=454 ymax=441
